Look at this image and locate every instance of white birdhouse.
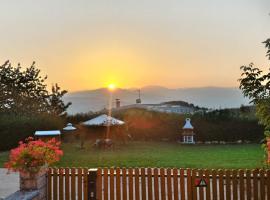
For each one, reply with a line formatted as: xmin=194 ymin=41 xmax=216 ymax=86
xmin=182 ymin=118 xmax=195 ymax=144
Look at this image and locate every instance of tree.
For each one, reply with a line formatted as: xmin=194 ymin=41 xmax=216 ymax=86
xmin=47 ymin=83 xmax=71 ymax=116
xmin=239 ymin=38 xmax=270 ymax=148
xmin=0 ymin=61 xmax=71 ymax=116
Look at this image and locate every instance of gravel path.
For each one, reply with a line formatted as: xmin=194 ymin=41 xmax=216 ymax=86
xmin=0 ymin=168 xmax=19 ymax=199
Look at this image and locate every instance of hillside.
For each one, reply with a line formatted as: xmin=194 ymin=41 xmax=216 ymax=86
xmin=64 ymin=86 xmax=249 ymax=114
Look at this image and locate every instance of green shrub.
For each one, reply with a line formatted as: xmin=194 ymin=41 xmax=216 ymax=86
xmin=0 ymin=114 xmax=64 ymax=151
xmin=66 ymin=108 xmax=264 ymax=142
xmin=192 ymin=117 xmax=263 ymax=142
xmin=114 ymin=108 xmax=263 ymax=142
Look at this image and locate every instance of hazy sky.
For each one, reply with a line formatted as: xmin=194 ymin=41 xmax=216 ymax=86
xmin=0 ymin=0 xmax=270 ymax=91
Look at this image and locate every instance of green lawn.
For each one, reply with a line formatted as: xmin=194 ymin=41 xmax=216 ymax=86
xmin=0 ymin=142 xmax=264 ymax=169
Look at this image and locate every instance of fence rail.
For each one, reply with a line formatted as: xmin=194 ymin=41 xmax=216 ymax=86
xmin=47 ymin=168 xmax=270 ymax=200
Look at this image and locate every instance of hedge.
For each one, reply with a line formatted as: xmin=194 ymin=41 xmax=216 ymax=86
xmin=0 ymin=114 xmax=64 ymax=151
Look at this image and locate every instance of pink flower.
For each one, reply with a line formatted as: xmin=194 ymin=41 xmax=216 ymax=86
xmin=5 ymin=138 xmax=63 ymax=173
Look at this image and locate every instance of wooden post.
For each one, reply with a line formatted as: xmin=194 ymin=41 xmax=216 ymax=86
xmin=88 ymin=169 xmax=98 ymax=200
xmin=267 ymin=138 xmax=270 ymax=163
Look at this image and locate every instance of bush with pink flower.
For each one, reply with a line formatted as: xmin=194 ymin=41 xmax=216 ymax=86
xmin=5 ymin=137 xmax=63 ymax=173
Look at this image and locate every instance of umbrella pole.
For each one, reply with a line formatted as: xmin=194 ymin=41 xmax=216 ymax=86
xmin=106 ymin=91 xmax=113 ymax=139
xmin=106 ymin=125 xmax=110 ymax=139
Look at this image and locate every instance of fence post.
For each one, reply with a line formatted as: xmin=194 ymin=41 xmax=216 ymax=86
xmin=88 ymin=168 xmax=98 ymax=200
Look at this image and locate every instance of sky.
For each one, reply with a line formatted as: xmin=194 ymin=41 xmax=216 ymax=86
xmin=0 ymin=0 xmax=270 ymax=91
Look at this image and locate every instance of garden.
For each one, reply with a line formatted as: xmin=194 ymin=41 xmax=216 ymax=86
xmin=0 ymin=141 xmax=264 ymax=169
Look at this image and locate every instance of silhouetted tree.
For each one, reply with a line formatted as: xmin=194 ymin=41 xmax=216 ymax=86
xmin=47 ymin=83 xmax=71 ymax=116
xmin=0 ymin=61 xmax=71 ymax=116
xmin=239 ymin=38 xmax=270 ymax=139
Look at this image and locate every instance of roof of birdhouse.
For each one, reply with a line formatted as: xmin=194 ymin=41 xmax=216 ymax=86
xmin=82 ymin=114 xmax=125 ymax=126
xmin=34 ymin=130 xmax=61 ymax=136
xmin=183 ymin=118 xmax=194 ymax=129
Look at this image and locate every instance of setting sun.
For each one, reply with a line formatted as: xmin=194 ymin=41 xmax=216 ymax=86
xmin=108 ymin=83 xmax=116 ymax=91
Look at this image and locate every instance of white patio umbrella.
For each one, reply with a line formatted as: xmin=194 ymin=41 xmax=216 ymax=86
xmin=63 ymin=123 xmax=77 ymax=131
xmin=81 ymin=114 xmax=125 ymax=126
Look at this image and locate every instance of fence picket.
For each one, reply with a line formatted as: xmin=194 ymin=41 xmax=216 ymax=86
xmin=59 ymin=168 xmax=64 ymax=200
xmin=128 ymin=168 xmax=134 ymax=200
xmin=173 ymin=168 xmax=179 ymax=200
xmin=83 ymin=168 xmax=88 ymax=200
xmin=141 ymin=168 xmax=146 ymax=200
xmin=77 ymin=168 xmax=82 ymax=200
xmin=122 ymin=168 xmax=127 ymax=200
xmin=180 ymin=169 xmax=185 ymax=200
xmin=97 ymin=168 xmax=102 ymax=200
xmin=110 ymin=168 xmax=115 ymax=200
xmin=239 ymin=169 xmax=244 ymax=200
xmin=71 ymin=168 xmax=76 ymax=200
xmin=154 ymin=168 xmax=160 ymax=200
xmin=260 ymin=169 xmax=265 ymax=200
xmin=218 ymin=169 xmax=224 ymax=200
xmin=135 ymin=168 xmax=140 ymax=200
xmin=246 ymin=169 xmax=251 ymax=200
xmin=225 ymin=170 xmax=231 ymax=200
xmin=116 ymin=168 xmax=121 ymax=200
xmin=186 ymin=169 xmax=192 ymax=200
xmin=103 ymin=168 xmax=108 ymax=200
xmin=212 ymin=169 xmax=218 ymax=200
xmin=65 ymin=168 xmax=70 ymax=200
xmin=232 ymin=170 xmax=238 ymax=199
xmin=204 ymin=169 xmax=210 ymax=200
xmin=192 ymin=169 xmax=197 ymax=200
xmin=167 ymin=168 xmax=173 ymax=200
xmin=147 ymin=168 xmax=153 ymax=200
xmin=253 ymin=169 xmax=259 ymax=200
xmin=160 ymin=168 xmax=166 ymax=200
xmin=53 ymin=168 xmax=58 ymax=200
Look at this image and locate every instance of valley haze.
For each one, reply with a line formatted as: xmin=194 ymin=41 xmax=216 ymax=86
xmin=64 ymin=86 xmax=249 ymax=114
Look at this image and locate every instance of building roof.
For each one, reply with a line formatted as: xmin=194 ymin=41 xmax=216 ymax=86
xmin=63 ymin=123 xmax=77 ymax=131
xmin=34 ymin=130 xmax=61 ymax=136
xmin=82 ymin=114 xmax=125 ymax=126
xmin=183 ymin=118 xmax=194 ymax=129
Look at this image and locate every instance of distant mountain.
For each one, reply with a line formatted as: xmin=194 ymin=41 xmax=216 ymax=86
xmin=64 ymin=86 xmax=250 ymax=114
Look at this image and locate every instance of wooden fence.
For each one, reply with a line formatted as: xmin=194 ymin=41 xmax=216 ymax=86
xmin=47 ymin=168 xmax=270 ymax=200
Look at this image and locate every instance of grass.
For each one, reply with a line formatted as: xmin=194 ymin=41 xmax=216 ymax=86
xmin=0 ymin=142 xmax=264 ymax=169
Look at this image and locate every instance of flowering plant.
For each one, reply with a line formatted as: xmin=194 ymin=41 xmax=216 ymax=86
xmin=5 ymin=137 xmax=63 ymax=173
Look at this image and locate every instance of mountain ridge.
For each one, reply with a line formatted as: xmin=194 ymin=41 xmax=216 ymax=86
xmin=64 ymin=86 xmax=249 ymax=114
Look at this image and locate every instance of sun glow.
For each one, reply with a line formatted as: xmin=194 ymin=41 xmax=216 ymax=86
xmin=108 ymin=83 xmax=116 ymax=91
xmin=74 ymin=42 xmax=151 ymax=90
